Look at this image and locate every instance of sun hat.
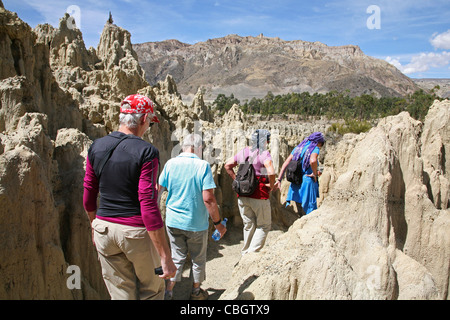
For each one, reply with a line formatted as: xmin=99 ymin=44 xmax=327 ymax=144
xmin=120 ymin=94 xmax=159 ymax=123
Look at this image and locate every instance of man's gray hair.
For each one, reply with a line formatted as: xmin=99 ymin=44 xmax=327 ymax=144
xmin=119 ymin=113 xmax=145 ymax=129
xmin=182 ymin=133 xmax=203 ymax=149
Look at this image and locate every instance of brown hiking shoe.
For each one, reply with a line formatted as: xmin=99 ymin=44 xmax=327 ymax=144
xmin=190 ymin=287 xmax=209 ymax=300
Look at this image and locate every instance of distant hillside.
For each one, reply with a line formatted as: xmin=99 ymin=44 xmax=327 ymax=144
xmin=413 ymin=78 xmax=450 ymax=98
xmin=134 ymin=34 xmax=418 ymax=103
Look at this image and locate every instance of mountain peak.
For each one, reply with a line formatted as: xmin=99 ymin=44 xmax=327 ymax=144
xmin=134 ymin=34 xmax=417 ymax=103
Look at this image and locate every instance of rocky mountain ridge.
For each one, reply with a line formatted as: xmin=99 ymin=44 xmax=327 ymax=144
xmin=414 ymin=78 xmax=450 ymax=98
xmin=134 ymin=34 xmax=418 ymax=103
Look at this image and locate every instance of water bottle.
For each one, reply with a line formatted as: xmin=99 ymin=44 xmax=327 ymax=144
xmin=212 ymin=218 xmax=227 ymax=241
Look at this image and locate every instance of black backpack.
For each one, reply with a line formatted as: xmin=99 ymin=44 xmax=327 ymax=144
xmin=232 ymin=156 xmax=258 ymax=196
xmin=286 ymin=159 xmax=303 ymax=185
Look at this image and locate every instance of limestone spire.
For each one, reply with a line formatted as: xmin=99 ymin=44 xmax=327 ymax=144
xmin=108 ymin=11 xmax=113 ymax=24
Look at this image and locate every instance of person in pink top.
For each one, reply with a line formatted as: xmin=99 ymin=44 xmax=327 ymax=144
xmin=83 ymin=94 xmax=176 ymax=300
xmin=225 ymin=129 xmax=276 ymax=254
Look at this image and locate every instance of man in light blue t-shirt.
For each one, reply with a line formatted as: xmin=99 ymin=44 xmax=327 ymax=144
xmin=159 ymin=134 xmax=226 ymax=300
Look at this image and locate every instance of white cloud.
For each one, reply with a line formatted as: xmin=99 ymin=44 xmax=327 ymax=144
xmin=430 ymin=30 xmax=450 ymax=50
xmin=386 ymin=51 xmax=450 ymax=75
xmin=385 ymin=56 xmax=403 ymax=70
xmin=23 ymin=0 xmax=67 ymax=26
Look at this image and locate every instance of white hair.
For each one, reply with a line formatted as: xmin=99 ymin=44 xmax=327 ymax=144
xmin=182 ymin=133 xmax=203 ymax=149
xmin=119 ymin=113 xmax=145 ymax=129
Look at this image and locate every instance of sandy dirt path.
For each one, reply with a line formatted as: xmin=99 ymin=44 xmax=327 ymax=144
xmin=170 ymin=223 xmax=284 ymax=300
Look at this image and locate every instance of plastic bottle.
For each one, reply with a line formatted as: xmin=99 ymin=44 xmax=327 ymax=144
xmin=212 ymin=218 xmax=227 ymax=241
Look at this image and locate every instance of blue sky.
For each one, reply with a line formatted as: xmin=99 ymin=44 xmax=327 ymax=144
xmin=4 ymin=0 xmax=450 ymax=78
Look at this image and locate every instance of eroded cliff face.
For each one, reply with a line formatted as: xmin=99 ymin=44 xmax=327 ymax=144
xmin=1 ymin=8 xmax=104 ymax=299
xmin=0 ymin=6 xmax=260 ymax=299
xmin=0 ymin=8 xmax=175 ymax=299
xmin=222 ymin=100 xmax=450 ymax=300
xmin=0 ymin=4 xmax=448 ymax=300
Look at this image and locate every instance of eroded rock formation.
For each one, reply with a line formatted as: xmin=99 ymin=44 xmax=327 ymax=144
xmin=0 ymin=3 xmax=448 ymax=300
xmin=222 ymin=100 xmax=450 ymax=300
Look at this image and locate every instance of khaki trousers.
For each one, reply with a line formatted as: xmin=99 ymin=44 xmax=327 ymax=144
xmin=237 ymin=197 xmax=272 ymax=254
xmin=92 ymin=219 xmax=164 ymax=300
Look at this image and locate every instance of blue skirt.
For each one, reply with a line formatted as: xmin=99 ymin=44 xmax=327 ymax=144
xmin=286 ymin=175 xmax=319 ymax=215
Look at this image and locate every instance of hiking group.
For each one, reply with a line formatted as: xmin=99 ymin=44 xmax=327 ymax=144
xmin=83 ymin=93 xmax=325 ymax=300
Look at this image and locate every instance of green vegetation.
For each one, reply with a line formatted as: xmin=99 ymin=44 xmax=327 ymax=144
xmin=212 ymin=87 xmax=443 ymax=134
xmin=329 ymin=119 xmax=373 ymax=135
xmin=212 ymin=93 xmax=241 ymax=116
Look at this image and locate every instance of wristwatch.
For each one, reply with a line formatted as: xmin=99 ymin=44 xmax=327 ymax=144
xmin=213 ymin=219 xmax=222 ymax=226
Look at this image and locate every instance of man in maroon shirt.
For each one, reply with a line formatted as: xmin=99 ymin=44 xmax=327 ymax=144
xmin=83 ymin=94 xmax=176 ymax=300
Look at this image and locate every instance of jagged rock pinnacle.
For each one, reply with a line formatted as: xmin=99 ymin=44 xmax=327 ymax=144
xmin=108 ymin=11 xmax=113 ymax=24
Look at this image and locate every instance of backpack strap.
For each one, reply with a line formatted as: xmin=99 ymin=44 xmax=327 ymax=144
xmin=247 ymin=147 xmax=258 ymax=164
xmin=246 ymin=150 xmax=261 ymax=182
xmin=94 ymin=134 xmax=129 ymax=179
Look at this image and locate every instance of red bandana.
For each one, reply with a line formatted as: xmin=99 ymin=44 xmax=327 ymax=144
xmin=120 ymin=94 xmax=159 ymax=123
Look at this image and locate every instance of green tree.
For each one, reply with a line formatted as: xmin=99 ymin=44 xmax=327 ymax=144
xmin=213 ymin=93 xmax=240 ymax=115
xmin=213 ymin=89 xmax=442 ymax=122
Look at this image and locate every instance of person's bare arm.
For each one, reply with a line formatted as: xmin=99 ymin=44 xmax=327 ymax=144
xmin=274 ymin=154 xmax=293 ymax=189
xmin=85 ymin=210 xmax=96 ymax=245
xmin=203 ymin=189 xmax=226 ymax=238
xmin=148 ymin=228 xmax=177 ymax=279
xmin=308 ymin=152 xmax=320 ymax=182
xmin=224 ymin=157 xmax=237 ymax=180
xmin=86 ymin=210 xmax=96 ymax=224
xmin=264 ymin=159 xmax=276 ymax=191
